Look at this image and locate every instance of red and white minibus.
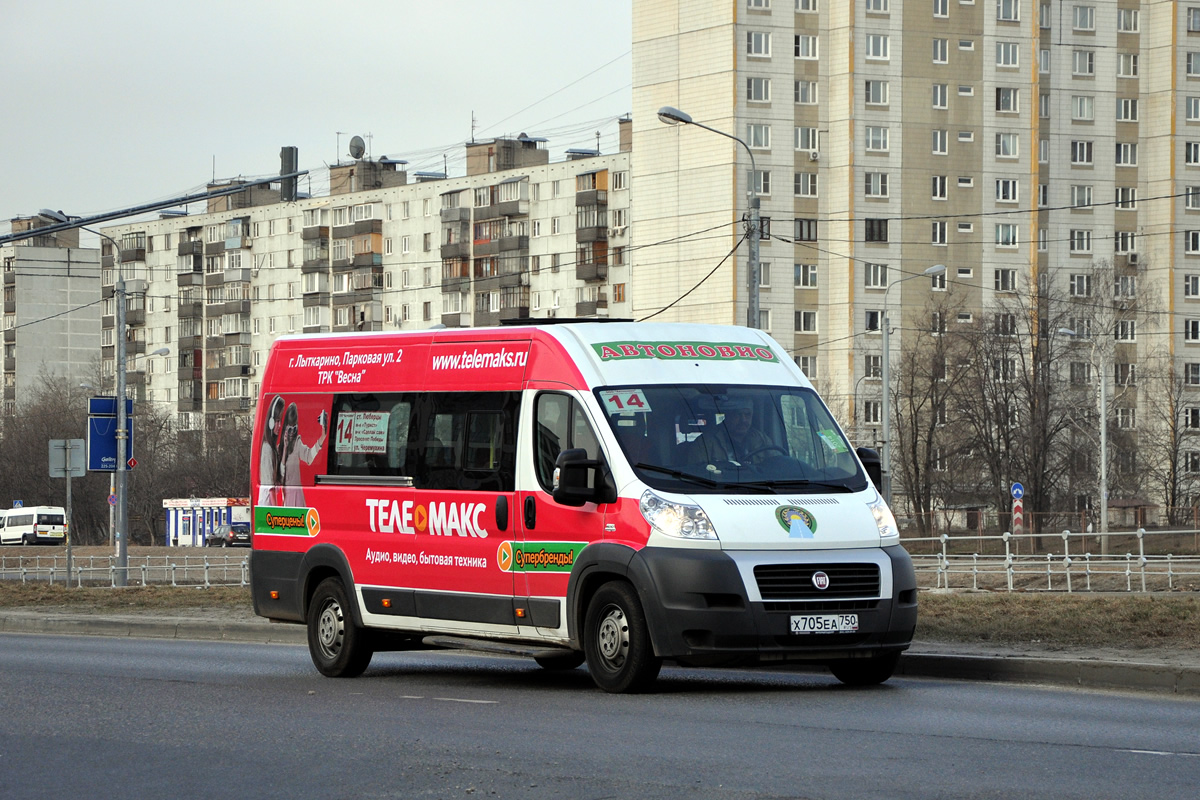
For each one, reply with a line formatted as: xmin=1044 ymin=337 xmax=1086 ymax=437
xmin=249 ymin=321 xmax=916 ymax=692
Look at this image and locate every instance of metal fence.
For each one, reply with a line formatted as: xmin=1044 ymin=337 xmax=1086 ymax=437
xmin=905 ymin=527 xmax=1200 ymax=592
xmin=0 ymin=552 xmax=249 ymax=588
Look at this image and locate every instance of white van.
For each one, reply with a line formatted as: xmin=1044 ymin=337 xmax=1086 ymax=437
xmin=1 ymin=506 xmax=67 ymax=545
xmin=250 ymin=322 xmax=917 ymax=692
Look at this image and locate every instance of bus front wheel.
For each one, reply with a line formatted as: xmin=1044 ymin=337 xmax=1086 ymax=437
xmin=583 ymin=581 xmax=662 ymax=693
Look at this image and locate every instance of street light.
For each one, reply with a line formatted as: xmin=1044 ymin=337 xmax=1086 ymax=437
xmin=41 ymin=209 xmax=132 ymax=585
xmin=881 ymin=264 xmax=946 ymax=506
xmin=657 ymin=106 xmax=763 ymax=329
xmin=1060 ymin=326 xmax=1109 ymax=554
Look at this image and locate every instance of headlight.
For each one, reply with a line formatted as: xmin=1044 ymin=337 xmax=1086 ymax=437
xmin=639 ymin=490 xmax=718 ymax=540
xmin=868 ymin=494 xmax=899 ymax=540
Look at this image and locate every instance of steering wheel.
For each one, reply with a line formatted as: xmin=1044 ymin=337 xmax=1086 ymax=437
xmin=745 ymin=445 xmax=789 ymax=459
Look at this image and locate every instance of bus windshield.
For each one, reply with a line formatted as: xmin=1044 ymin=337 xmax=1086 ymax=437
xmin=595 ymin=384 xmax=867 ymax=494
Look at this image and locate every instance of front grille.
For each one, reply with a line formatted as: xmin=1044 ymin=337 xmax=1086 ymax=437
xmin=762 ymin=599 xmax=879 ymax=614
xmin=754 ymin=563 xmax=881 ymax=600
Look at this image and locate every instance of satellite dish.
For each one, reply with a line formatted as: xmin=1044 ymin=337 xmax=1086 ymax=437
xmin=348 ymin=135 xmax=366 ymax=160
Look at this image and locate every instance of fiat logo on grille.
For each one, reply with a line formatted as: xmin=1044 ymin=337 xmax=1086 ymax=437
xmin=811 ymin=571 xmax=830 ymax=591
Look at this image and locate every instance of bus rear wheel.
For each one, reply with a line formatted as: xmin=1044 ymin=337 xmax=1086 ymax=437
xmin=583 ymin=581 xmax=661 ymax=693
xmin=307 ymin=577 xmax=373 ymax=678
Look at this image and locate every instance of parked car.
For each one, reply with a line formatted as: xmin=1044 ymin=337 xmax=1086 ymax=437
xmin=207 ymin=523 xmax=251 ymax=547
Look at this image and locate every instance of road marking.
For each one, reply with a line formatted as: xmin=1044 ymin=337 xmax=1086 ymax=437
xmin=400 ymin=695 xmax=425 ymax=700
xmin=1119 ymin=749 xmax=1200 ymax=758
xmin=434 ymin=697 xmax=499 ymax=704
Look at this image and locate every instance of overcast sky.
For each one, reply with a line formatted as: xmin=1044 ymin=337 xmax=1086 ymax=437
xmin=2 ymin=0 xmax=632 ymax=235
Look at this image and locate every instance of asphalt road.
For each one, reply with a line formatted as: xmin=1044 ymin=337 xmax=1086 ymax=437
xmin=1 ymin=634 xmax=1198 ymax=800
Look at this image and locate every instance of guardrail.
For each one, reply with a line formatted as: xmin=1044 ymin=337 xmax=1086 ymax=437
xmin=0 ymin=553 xmax=249 ymax=588
xmin=905 ymin=528 xmax=1200 ymax=592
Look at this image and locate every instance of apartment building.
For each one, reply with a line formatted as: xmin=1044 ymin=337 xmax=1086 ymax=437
xmin=97 ymin=126 xmax=632 ymax=432
xmin=0 ymin=218 xmax=100 ymax=417
xmin=632 ymin=0 xmax=1200 ymax=511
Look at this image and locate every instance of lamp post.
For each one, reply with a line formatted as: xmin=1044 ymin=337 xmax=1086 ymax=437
xmin=1061 ymin=326 xmax=1108 ymax=555
xmin=881 ymin=265 xmax=946 ymax=506
xmin=42 ymin=210 xmax=134 ymax=583
xmin=657 ymin=106 xmax=762 ymax=329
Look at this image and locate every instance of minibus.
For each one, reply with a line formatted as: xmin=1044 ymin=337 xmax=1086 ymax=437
xmin=249 ymin=322 xmax=916 ymax=692
xmin=0 ymin=506 xmax=67 ymax=545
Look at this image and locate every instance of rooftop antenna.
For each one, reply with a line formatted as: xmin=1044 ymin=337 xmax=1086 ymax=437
xmin=336 ymin=131 xmax=348 ymax=164
xmin=471 ymin=111 xmax=476 ymax=144
xmin=596 ymin=130 xmax=601 ymax=154
xmin=443 ymin=152 xmax=448 ymax=176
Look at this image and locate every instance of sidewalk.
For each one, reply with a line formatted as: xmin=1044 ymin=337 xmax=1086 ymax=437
xmin=3 ymin=609 xmax=1198 ymax=696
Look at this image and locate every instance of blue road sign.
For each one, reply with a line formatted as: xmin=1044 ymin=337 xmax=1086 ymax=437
xmin=1011 ymin=482 xmax=1024 ymax=500
xmin=88 ymin=396 xmax=133 ymax=417
xmin=87 ymin=415 xmax=134 ymax=472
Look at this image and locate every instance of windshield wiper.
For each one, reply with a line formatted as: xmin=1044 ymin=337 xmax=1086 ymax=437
xmin=738 ymin=478 xmax=857 ymax=493
xmin=631 ymin=462 xmax=773 ymax=493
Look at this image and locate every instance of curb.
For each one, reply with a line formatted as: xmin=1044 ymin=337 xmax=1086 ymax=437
xmin=3 ymin=613 xmax=1198 ymax=695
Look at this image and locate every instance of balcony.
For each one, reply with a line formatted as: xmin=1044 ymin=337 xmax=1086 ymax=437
xmin=576 ymin=262 xmax=608 ymax=282
xmin=331 ymin=223 xmax=355 ymax=240
xmin=177 ymin=394 xmax=203 ymax=413
xmin=3 ymin=299 xmax=13 ymax=314
xmin=301 ymin=225 xmax=329 ymax=241
xmin=440 ymin=241 xmax=470 ymax=260
xmin=177 ymin=253 xmax=202 ymax=274
xmin=177 ymin=240 xmax=203 ymax=256
xmin=102 ymin=315 xmax=115 ymax=330
xmin=127 ymin=339 xmax=146 ymax=356
xmin=498 ymin=234 xmax=528 ymax=252
xmin=353 ymin=252 xmax=382 ymax=267
xmin=3 ymin=330 xmax=13 ymax=344
xmin=176 ymin=335 xmax=201 ymax=352
xmin=224 ymin=235 xmax=251 ymax=250
xmin=473 ymin=240 xmax=499 ymax=257
xmin=204 ymin=240 xmax=226 ymax=255
xmin=177 ymin=271 xmax=203 ymax=287
xmin=353 ymin=219 xmax=382 ymax=235
xmin=440 ymin=206 xmax=471 ymax=223
xmin=494 ymin=198 xmax=529 ymax=218
xmin=120 ymin=247 xmax=146 ymax=263
xmin=440 ymin=312 xmax=464 ymax=328
xmin=575 ymin=189 xmax=607 ymax=207
xmin=3 ymin=358 xmax=13 ymax=371
xmin=3 ymin=271 xmax=13 ymax=286
xmin=302 ymin=292 xmax=330 ymax=307
xmin=223 ymin=299 xmax=251 ymax=315
xmin=301 ymin=256 xmax=330 ymax=273
xmin=498 ymin=305 xmax=530 ymax=322
xmin=576 ymin=226 xmax=608 ymax=244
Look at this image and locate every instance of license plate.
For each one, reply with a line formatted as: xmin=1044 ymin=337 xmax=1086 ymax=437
xmin=790 ymin=614 xmax=858 ymax=634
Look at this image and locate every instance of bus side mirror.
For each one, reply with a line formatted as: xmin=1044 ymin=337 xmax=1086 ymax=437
xmin=856 ymin=447 xmax=883 ymax=494
xmin=552 ymin=448 xmax=614 ymax=507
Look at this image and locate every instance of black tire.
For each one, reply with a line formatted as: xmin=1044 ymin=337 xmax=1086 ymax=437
xmin=583 ymin=581 xmax=662 ymax=693
xmin=534 ymin=651 xmax=586 ymax=671
xmin=829 ymin=651 xmax=901 ymax=686
xmin=307 ymin=577 xmax=374 ymax=678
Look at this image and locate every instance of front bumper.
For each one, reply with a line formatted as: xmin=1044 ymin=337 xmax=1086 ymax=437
xmin=630 ymin=545 xmax=917 ymax=662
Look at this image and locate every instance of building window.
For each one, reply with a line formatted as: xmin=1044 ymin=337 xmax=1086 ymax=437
xmin=1116 ymin=142 xmax=1138 ymax=166
xmin=995 ymin=270 xmax=1017 ymax=294
xmin=1072 ymin=5 xmax=1094 ymax=31
xmin=1117 ymin=187 xmax=1138 ymax=210
xmin=865 ymin=125 xmax=889 ymax=152
xmin=865 ymin=219 xmax=889 ymax=243
xmin=1188 ymin=96 xmax=1200 ymax=122
xmin=795 ymin=80 xmax=818 ymax=104
xmin=1073 ymin=50 xmax=1095 ymax=76
xmin=1114 ymin=320 xmax=1137 ymax=342
xmin=1189 ymin=52 xmax=1200 ymax=77
xmin=996 ymin=87 xmax=1020 ymax=112
xmin=796 ymin=263 xmax=817 ymax=287
xmin=796 ymin=126 xmax=820 ymax=151
xmin=997 ymin=0 xmax=1020 ymax=22
xmin=933 ymin=83 xmax=948 ymax=109
xmin=1071 ymin=140 xmax=1094 ymax=165
xmin=747 ymin=30 xmax=772 ymax=57
xmin=862 ymin=401 xmax=882 ymax=425
xmin=996 ymin=179 xmax=1019 ymax=203
xmin=1117 ymin=98 xmax=1139 ymax=122
xmin=865 ymin=80 xmax=889 ymax=105
xmin=932 ymin=221 xmax=947 ymax=245
xmin=933 ymin=38 xmax=948 ymax=63
xmin=747 ymin=123 xmax=771 ymax=149
xmin=1069 ymin=230 xmax=1093 ymax=254
xmin=995 ymin=133 xmax=1019 ymax=158
xmin=1072 ymin=95 xmax=1094 ymax=120
xmin=864 ymin=172 xmax=889 ymax=198
xmin=795 ymin=34 xmax=818 ymax=59
xmin=751 ymin=170 xmax=771 ymax=195
xmin=795 ymin=218 xmax=818 ymax=241
xmin=932 ymin=175 xmax=947 ymax=199
xmin=747 ymin=77 xmax=771 ymax=102
xmin=865 ymin=263 xmax=888 ymax=288
xmin=798 ymin=310 xmax=817 ymax=332
xmin=1117 ymin=8 xmax=1139 ymax=32
xmin=995 ymin=225 xmax=1018 ymax=248
xmin=1118 ymin=53 xmax=1138 ymax=78
xmin=867 ymin=34 xmax=889 ymax=60
xmin=933 ymin=129 xmax=948 ymax=155
xmin=996 ymin=41 xmax=1019 ymax=67
xmin=795 ymin=172 xmax=819 ymax=197
xmin=865 ymin=310 xmax=882 ymax=332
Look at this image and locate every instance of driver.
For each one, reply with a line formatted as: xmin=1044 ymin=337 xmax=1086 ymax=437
xmin=691 ymin=397 xmax=773 ymax=465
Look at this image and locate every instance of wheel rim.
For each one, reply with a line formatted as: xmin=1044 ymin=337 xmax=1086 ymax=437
xmin=595 ymin=603 xmax=629 ymax=670
xmin=316 ymin=598 xmax=345 ymax=660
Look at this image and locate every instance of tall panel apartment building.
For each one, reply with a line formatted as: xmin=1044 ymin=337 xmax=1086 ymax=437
xmin=0 ymin=217 xmax=101 ymax=419
xmin=632 ymin=0 xmax=1200 ymax=508
xmin=99 ymin=130 xmax=632 ymax=432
